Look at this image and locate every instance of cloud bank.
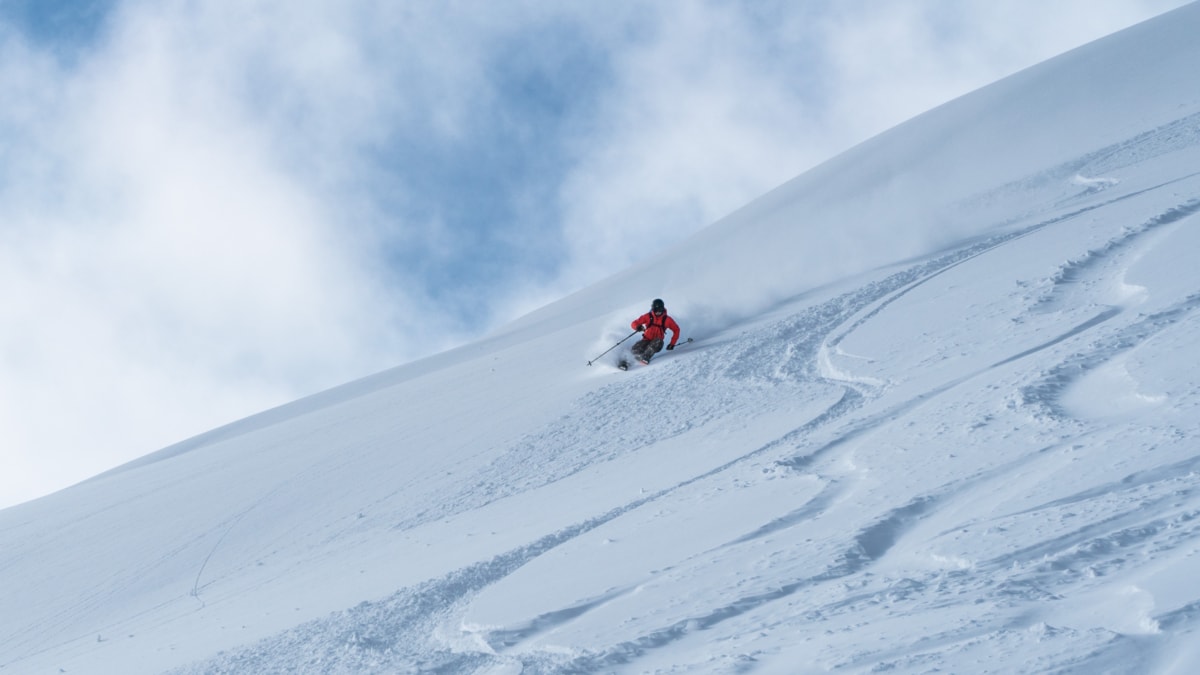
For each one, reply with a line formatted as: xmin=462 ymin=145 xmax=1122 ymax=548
xmin=0 ymin=0 xmax=1187 ymax=507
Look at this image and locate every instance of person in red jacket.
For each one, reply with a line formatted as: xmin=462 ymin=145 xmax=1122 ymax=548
xmin=626 ymin=298 xmax=681 ymax=367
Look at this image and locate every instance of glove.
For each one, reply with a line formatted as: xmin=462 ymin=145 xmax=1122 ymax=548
xmin=666 ymin=343 xmax=675 ymax=351
xmin=636 ymin=325 xmax=646 ymax=332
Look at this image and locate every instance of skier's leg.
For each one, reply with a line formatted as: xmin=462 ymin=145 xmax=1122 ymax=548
xmin=631 ymin=339 xmax=649 ymax=361
xmin=642 ymin=339 xmax=664 ymax=363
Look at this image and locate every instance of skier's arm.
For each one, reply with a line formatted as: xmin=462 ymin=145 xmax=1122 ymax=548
xmin=666 ymin=317 xmax=681 ymax=346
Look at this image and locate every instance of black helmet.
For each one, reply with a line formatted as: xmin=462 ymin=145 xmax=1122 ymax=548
xmin=651 ymin=298 xmax=666 ymax=314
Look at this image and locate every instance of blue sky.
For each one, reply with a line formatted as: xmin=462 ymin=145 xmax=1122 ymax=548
xmin=1 ymin=0 xmax=115 ymax=52
xmin=0 ymin=0 xmax=1190 ymax=508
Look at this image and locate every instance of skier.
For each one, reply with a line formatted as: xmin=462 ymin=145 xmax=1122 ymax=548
xmin=625 ymin=298 xmax=681 ymax=367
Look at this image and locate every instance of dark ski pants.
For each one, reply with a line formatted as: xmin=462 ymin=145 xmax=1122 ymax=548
xmin=632 ymin=338 xmax=664 ymax=363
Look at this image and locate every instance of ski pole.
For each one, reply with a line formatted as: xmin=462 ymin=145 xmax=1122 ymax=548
xmin=587 ymin=330 xmax=639 ymax=366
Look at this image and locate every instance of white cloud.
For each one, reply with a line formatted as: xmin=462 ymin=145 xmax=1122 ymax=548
xmin=813 ymin=0 xmax=1190 ymax=138
xmin=553 ymin=2 xmax=821 ymax=290
xmin=0 ymin=0 xmax=1189 ymax=508
xmin=0 ymin=3 xmax=418 ymax=507
xmin=547 ymin=0 xmax=1190 ymax=297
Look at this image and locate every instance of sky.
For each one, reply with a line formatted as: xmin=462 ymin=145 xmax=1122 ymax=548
xmin=0 ymin=0 xmax=1191 ymax=510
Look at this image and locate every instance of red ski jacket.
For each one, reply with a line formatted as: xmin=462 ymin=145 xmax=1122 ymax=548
xmin=632 ymin=312 xmax=680 ymax=346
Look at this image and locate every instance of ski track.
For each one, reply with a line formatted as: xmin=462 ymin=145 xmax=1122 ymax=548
xmin=175 ymin=241 xmax=1002 ymax=670
xmin=491 ymin=104 xmax=1200 ymax=675
xmin=964 ymin=109 xmax=1200 ymax=222
xmin=173 ymin=137 xmax=1200 ymax=673
xmin=1021 ymin=292 xmax=1200 ymax=419
xmin=172 ymin=210 xmax=1005 ymax=673
xmin=504 ymin=195 xmax=1200 ymax=671
xmin=1034 ymin=198 xmax=1200 ymax=312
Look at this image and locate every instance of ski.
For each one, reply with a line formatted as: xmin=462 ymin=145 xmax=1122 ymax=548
xmin=614 ymin=337 xmax=693 ymax=370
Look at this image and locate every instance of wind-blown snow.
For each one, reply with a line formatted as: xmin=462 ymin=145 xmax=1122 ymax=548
xmin=4 ymin=4 xmax=1200 ymax=674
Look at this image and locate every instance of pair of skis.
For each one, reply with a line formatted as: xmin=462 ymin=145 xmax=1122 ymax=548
xmin=588 ymin=337 xmax=693 ymax=370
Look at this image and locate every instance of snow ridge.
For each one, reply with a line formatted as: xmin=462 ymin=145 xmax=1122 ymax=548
xmin=7 ymin=6 xmax=1200 ymax=673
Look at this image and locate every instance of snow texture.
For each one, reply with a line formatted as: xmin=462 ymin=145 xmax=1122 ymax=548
xmin=4 ymin=4 xmax=1200 ymax=674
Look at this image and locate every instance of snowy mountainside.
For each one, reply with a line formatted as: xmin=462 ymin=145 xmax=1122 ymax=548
xmin=4 ymin=4 xmax=1200 ymax=674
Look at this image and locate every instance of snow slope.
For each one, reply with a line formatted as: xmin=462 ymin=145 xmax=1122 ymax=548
xmin=4 ymin=4 xmax=1200 ymax=673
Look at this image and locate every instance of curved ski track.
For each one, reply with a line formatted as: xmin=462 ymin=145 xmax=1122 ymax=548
xmin=175 ymin=132 xmax=1200 ymax=674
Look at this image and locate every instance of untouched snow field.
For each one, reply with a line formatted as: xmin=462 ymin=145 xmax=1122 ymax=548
xmin=5 ymin=4 xmax=1200 ymax=674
